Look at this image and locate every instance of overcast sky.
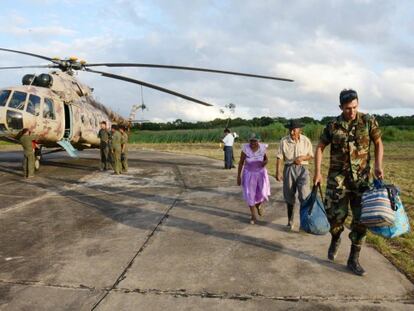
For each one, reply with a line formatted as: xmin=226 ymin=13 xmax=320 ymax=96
xmin=0 ymin=0 xmax=413 ymax=122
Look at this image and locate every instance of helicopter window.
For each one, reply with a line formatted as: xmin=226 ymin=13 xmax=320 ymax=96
xmin=43 ymin=98 xmax=56 ymax=120
xmin=6 ymin=110 xmax=23 ymax=130
xmin=8 ymin=91 xmax=27 ymax=110
xmin=0 ymin=90 xmax=11 ymax=107
xmin=27 ymin=94 xmax=41 ymax=116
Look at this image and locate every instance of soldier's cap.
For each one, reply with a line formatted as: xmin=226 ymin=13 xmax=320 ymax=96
xmin=285 ymin=119 xmax=304 ymax=130
xmin=339 ymin=89 xmax=358 ymax=105
xmin=249 ymin=133 xmax=261 ymax=141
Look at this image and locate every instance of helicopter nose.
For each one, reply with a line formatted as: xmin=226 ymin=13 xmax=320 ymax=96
xmin=0 ymin=107 xmax=8 ymax=133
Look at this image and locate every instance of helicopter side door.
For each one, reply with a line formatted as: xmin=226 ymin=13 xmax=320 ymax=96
xmin=63 ymin=103 xmax=73 ymax=139
xmin=36 ymin=97 xmax=65 ymax=143
xmin=25 ymin=93 xmax=42 ymax=134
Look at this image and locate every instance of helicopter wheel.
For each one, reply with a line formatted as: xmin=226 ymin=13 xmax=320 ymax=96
xmin=35 ymin=157 xmax=40 ymax=171
xmin=34 ymin=147 xmax=42 ymax=171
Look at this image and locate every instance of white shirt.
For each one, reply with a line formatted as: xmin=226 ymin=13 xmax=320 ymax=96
xmin=222 ymin=133 xmax=235 ymax=146
xmin=276 ymin=134 xmax=313 ymax=165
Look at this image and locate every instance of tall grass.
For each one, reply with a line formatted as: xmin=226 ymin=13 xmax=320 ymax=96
xmin=130 ymin=123 xmax=414 ymax=143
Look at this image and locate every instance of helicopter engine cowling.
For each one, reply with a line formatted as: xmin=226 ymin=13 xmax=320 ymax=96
xmin=35 ymin=73 xmax=53 ymax=87
xmin=22 ymin=73 xmax=53 ymax=88
xmin=22 ymin=74 xmax=36 ymax=85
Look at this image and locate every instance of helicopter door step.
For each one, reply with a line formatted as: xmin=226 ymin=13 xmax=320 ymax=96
xmin=57 ymin=139 xmax=79 ymax=158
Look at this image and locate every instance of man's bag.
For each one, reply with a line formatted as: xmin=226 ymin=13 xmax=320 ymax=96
xmin=300 ymin=184 xmax=330 ymax=235
xmin=369 ymin=184 xmax=410 ymax=238
xmin=360 ymin=180 xmax=396 ymax=227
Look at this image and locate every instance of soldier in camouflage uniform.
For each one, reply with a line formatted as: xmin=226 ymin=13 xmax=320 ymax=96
xmin=97 ymin=121 xmax=110 ymax=170
xmin=314 ymin=89 xmax=384 ymax=276
xmin=19 ymin=128 xmax=37 ymax=178
xmin=110 ymin=124 xmax=122 ymax=175
xmin=120 ymin=126 xmax=128 ymax=173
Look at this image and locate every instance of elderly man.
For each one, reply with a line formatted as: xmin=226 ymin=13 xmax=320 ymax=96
xmin=276 ymin=120 xmax=313 ymax=230
xmin=314 ymin=89 xmax=383 ymax=276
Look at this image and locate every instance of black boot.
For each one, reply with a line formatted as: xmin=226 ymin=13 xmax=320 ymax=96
xmin=287 ymin=204 xmax=294 ymax=227
xmin=347 ymin=244 xmax=366 ymax=276
xmin=327 ymin=233 xmax=341 ymax=261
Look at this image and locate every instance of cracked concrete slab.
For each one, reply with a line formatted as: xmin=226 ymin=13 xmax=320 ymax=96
xmin=0 ymin=149 xmax=413 ymax=310
xmin=0 ymin=282 xmax=102 ymax=311
xmin=97 ymin=292 xmax=414 ymax=311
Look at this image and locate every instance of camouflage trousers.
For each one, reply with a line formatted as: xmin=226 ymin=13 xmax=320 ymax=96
xmin=100 ymin=143 xmax=109 ymax=170
xmin=23 ymin=153 xmax=35 ymax=178
xmin=121 ymin=152 xmax=128 ymax=172
xmin=325 ymin=182 xmax=367 ymax=246
xmin=112 ymin=148 xmax=122 ymax=174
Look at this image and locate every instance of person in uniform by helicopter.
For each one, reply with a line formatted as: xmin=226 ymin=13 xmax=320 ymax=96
xmin=18 ymin=128 xmax=38 ymax=178
xmin=110 ymin=124 xmax=122 ymax=175
xmin=97 ymin=121 xmax=110 ymax=171
xmin=222 ymin=128 xmax=235 ymax=169
xmin=120 ymin=125 xmax=129 ymax=173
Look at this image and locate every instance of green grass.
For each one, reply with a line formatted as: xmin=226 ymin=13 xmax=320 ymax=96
xmin=130 ymin=123 xmax=414 ymax=144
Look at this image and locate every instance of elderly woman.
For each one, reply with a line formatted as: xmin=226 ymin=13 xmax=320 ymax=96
xmin=237 ymin=133 xmax=271 ymax=224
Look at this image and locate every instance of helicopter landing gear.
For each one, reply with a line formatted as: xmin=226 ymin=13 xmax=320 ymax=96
xmin=34 ymin=147 xmax=42 ymax=171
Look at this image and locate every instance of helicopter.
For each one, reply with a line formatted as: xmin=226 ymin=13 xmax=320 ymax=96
xmin=0 ymin=47 xmax=293 ymax=166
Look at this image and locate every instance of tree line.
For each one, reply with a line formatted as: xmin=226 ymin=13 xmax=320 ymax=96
xmin=134 ymin=114 xmax=414 ymax=131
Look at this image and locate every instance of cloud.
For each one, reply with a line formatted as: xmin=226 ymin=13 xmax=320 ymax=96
xmin=0 ymin=0 xmax=413 ymax=122
xmin=4 ymin=26 xmax=76 ymax=37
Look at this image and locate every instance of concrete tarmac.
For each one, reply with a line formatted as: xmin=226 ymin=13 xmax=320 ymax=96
xmin=0 ymin=149 xmax=413 ymax=310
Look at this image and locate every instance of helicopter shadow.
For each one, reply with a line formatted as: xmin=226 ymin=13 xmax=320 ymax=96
xmin=24 ymin=173 xmax=349 ymax=276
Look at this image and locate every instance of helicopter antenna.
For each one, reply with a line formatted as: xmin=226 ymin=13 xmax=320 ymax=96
xmin=141 ymin=85 xmax=145 ymax=109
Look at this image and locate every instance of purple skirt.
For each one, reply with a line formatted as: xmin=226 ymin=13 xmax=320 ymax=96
xmin=241 ymin=161 xmax=271 ymax=207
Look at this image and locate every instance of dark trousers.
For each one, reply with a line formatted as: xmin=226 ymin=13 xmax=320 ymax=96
xmin=23 ymin=153 xmax=35 ymax=177
xmin=224 ymin=146 xmax=233 ymax=169
xmin=100 ymin=143 xmax=109 ymax=170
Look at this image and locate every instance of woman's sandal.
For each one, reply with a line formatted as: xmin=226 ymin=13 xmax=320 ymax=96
xmin=250 ymin=218 xmax=256 ymax=225
xmin=256 ymin=204 xmax=264 ymax=216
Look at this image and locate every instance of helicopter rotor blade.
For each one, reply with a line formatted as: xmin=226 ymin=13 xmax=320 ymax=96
xmin=85 ymin=68 xmax=213 ymax=107
xmin=85 ymin=63 xmax=294 ymax=82
xmin=0 ymin=47 xmax=55 ymax=62
xmin=0 ymin=65 xmax=58 ymax=70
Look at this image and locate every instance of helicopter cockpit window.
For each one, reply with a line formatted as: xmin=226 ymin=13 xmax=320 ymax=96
xmin=8 ymin=91 xmax=27 ymax=110
xmin=27 ymin=94 xmax=41 ymax=116
xmin=43 ymin=98 xmax=56 ymax=120
xmin=0 ymin=90 xmax=11 ymax=107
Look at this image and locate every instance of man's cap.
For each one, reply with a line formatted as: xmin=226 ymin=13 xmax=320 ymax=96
xmin=249 ymin=133 xmax=261 ymax=141
xmin=285 ymin=119 xmax=304 ymax=129
xmin=339 ymin=89 xmax=358 ymax=105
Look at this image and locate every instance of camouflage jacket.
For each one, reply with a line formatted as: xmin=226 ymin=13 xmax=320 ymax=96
xmin=319 ymin=112 xmax=381 ymax=189
xmin=111 ymin=131 xmax=122 ymax=150
xmin=121 ymin=132 xmax=128 ymax=153
xmin=97 ymin=129 xmax=110 ymax=143
xmin=19 ymin=134 xmax=37 ymax=156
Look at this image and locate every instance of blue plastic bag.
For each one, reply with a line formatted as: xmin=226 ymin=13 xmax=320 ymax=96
xmin=300 ymin=184 xmax=330 ymax=235
xmin=369 ymin=182 xmax=410 ymax=238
